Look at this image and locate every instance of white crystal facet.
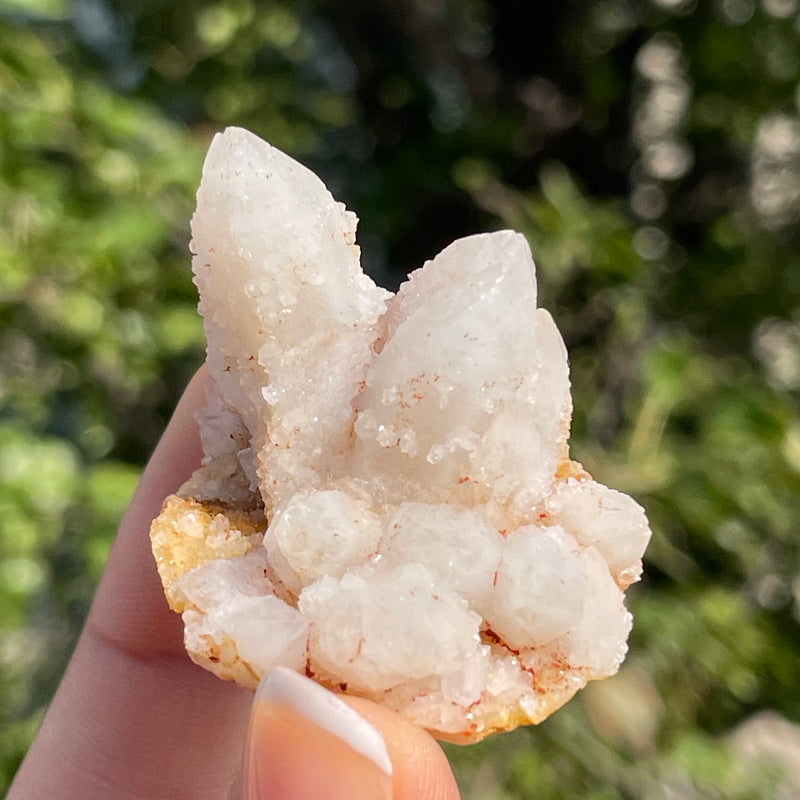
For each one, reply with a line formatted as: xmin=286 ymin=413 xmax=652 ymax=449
xmin=176 ymin=549 xmax=274 ymax=609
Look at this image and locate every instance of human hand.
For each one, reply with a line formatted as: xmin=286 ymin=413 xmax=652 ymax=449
xmin=8 ymin=367 xmax=461 ymax=800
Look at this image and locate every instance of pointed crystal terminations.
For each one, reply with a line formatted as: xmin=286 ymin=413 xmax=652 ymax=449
xmin=150 ymin=127 xmax=652 ymax=743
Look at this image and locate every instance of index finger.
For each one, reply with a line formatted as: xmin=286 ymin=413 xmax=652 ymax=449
xmin=9 ymin=367 xmax=252 ymax=800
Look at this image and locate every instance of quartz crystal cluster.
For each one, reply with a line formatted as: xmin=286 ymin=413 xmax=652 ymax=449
xmin=150 ymin=127 xmax=652 ymax=743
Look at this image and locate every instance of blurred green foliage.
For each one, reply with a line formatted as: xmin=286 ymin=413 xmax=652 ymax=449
xmin=1 ymin=0 xmax=799 ymax=796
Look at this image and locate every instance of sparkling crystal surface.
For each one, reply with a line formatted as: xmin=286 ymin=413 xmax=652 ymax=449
xmin=150 ymin=126 xmax=653 ymax=742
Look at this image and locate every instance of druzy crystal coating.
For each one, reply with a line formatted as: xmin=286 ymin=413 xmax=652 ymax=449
xmin=150 ymin=127 xmax=652 ymax=742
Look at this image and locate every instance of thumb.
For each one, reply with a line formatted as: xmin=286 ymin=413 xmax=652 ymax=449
xmin=242 ymin=668 xmax=461 ymax=800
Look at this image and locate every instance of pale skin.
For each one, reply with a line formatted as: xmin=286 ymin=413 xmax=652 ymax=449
xmin=8 ymin=367 xmax=461 ymax=800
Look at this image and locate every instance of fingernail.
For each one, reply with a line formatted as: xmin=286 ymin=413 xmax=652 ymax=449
xmin=243 ymin=668 xmax=392 ymax=800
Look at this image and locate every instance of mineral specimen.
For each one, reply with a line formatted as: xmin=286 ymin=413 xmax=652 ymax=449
xmin=150 ymin=126 xmax=652 ymax=743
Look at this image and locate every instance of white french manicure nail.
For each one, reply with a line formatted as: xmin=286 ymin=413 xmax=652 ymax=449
xmin=255 ymin=667 xmax=392 ymax=776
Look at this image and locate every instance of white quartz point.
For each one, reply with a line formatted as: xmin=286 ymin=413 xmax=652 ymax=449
xmin=300 ymin=563 xmax=483 ymax=694
xmin=546 ymin=479 xmax=652 ymax=587
xmin=473 ymin=307 xmax=572 ymax=524
xmin=263 ymin=488 xmax=382 ymax=597
xmin=379 ymin=502 xmax=502 ymax=612
xmin=184 ymin=593 xmax=309 ymax=675
xmin=191 ymin=127 xmax=390 ymax=510
xmin=353 ymin=231 xmax=547 ymax=509
xmin=486 ymin=525 xmax=587 ymax=650
xmin=563 ymin=544 xmax=632 ymax=675
xmin=179 ymin=552 xmax=309 ymax=675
